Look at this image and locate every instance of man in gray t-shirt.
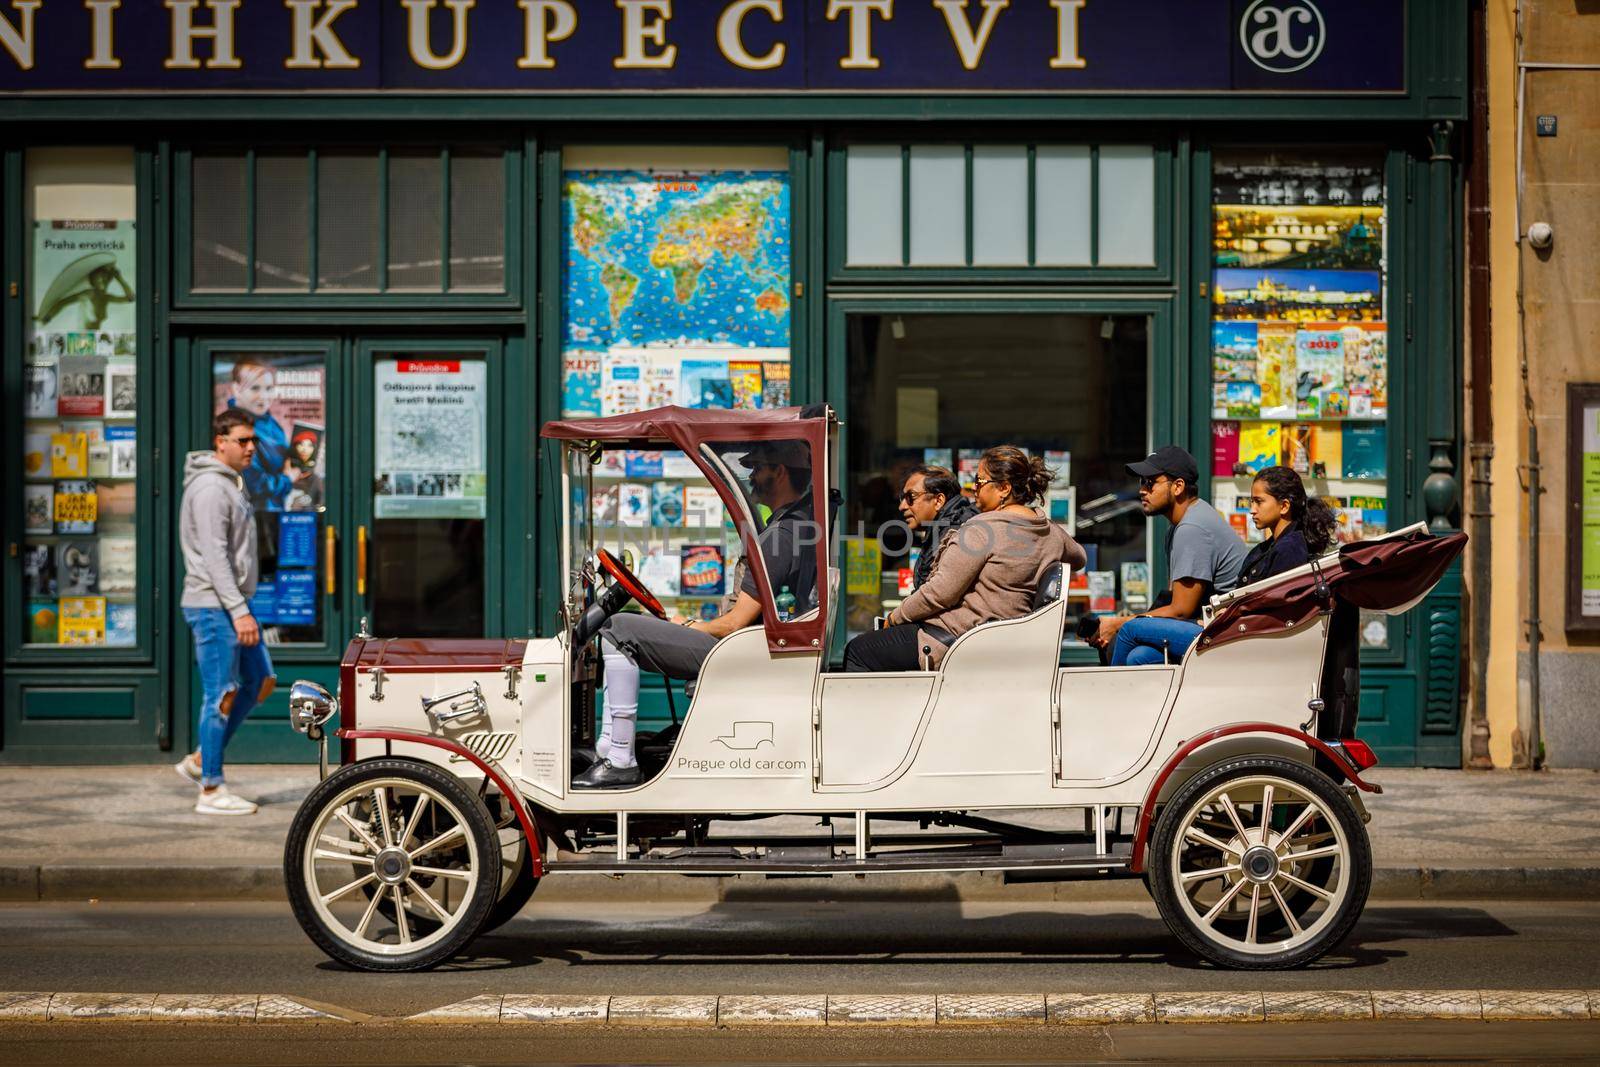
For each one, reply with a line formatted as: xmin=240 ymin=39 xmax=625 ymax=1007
xmin=1087 ymin=445 xmax=1246 ymax=666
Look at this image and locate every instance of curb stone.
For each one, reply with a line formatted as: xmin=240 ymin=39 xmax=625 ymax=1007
xmin=1154 ymin=992 xmax=1265 ymax=1024
xmin=1047 ymin=993 xmax=1156 ymax=1026
xmin=825 ymin=994 xmax=937 ymax=1026
xmin=1261 ymin=990 xmax=1374 ymax=1022
xmin=9 ymin=990 xmax=1600 ymax=1027
xmin=1373 ymin=990 xmax=1484 ymax=1021
xmin=715 ymin=995 xmax=826 ymax=1027
xmin=936 ymin=994 xmax=1046 ymax=1025
xmin=499 ymin=994 xmax=609 ymax=1024
xmin=8 ymin=864 xmax=1600 ymax=903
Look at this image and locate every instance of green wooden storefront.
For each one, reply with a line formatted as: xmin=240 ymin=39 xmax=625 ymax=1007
xmin=2 ymin=0 xmax=1467 ymax=767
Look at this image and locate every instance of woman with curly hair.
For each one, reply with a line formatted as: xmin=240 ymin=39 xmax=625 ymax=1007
xmin=843 ymin=445 xmax=1086 ymax=672
xmin=1237 ymin=464 xmax=1339 ymax=587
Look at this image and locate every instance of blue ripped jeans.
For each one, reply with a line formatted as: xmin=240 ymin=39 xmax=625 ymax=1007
xmin=1111 ymin=616 xmax=1203 ymax=667
xmin=185 ymin=607 xmax=275 ymax=788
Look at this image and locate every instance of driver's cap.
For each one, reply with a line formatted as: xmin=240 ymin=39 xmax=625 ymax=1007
xmin=734 ymin=440 xmax=811 ymax=470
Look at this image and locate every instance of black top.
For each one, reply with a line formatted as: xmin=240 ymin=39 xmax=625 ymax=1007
xmin=912 ymin=494 xmax=980 ymax=589
xmin=740 ymin=491 xmax=819 ymax=613
xmin=1237 ymin=525 xmax=1313 ymax=588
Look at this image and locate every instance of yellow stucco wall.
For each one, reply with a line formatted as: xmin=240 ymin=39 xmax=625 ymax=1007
xmin=1484 ymin=0 xmax=1521 ymax=767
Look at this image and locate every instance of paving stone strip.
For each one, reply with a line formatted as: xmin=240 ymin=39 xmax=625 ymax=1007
xmin=5 ymin=990 xmax=1599 ymax=1026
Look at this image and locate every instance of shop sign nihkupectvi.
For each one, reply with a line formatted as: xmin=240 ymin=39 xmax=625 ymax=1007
xmin=0 ymin=1 xmax=1403 ymax=95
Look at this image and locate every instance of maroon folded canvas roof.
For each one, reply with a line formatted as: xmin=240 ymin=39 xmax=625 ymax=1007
xmin=1198 ymin=529 xmax=1467 ymax=652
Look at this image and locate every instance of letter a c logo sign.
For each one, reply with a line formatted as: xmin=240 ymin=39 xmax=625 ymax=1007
xmin=1240 ymin=0 xmax=1326 ymax=74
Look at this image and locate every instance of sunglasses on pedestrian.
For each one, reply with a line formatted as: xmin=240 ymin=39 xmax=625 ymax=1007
xmin=226 ymin=435 xmax=259 ymax=448
xmin=900 ymin=489 xmax=935 ymax=504
xmin=1138 ymin=475 xmax=1168 ymax=491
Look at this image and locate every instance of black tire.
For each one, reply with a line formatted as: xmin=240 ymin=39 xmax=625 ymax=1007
xmin=285 ymin=758 xmax=501 ymax=973
xmin=480 ymin=843 xmax=541 ymax=934
xmin=1147 ymin=755 xmax=1370 ymax=970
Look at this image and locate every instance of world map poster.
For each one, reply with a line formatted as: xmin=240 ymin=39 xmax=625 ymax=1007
xmin=561 ymin=169 xmax=791 ymax=419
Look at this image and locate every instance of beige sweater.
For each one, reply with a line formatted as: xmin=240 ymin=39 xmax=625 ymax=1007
xmin=889 ymin=508 xmax=1086 ymax=663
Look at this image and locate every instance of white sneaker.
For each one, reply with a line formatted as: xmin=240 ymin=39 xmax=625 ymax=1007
xmin=173 ymin=755 xmax=202 ymax=784
xmin=195 ymin=787 xmax=258 ymax=816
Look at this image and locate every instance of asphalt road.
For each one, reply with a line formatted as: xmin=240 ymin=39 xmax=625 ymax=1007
xmin=3 ymin=898 xmax=1599 ymax=1018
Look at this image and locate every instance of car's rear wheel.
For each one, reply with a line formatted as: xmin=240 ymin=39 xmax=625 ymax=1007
xmin=285 ymin=758 xmax=500 ymax=972
xmin=1148 ymin=755 xmax=1370 ymax=970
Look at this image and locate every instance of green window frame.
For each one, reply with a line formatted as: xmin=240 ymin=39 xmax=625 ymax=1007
xmin=174 ymin=142 xmax=523 ymax=310
xmin=827 ymin=137 xmax=1174 ymax=284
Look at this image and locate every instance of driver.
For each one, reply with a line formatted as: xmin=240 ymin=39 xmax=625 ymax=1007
xmin=574 ymin=439 xmax=818 ymax=789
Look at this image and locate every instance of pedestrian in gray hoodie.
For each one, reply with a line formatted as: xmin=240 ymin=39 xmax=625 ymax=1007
xmin=173 ymin=408 xmax=275 ymax=815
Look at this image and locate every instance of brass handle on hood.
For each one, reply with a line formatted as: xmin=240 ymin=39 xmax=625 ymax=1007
xmin=357 ymin=525 xmax=368 ymax=597
xmin=324 ymin=525 xmax=337 ymax=596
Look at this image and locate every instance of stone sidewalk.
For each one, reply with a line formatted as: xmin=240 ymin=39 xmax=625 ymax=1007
xmin=1 ymin=764 xmax=1596 ymax=901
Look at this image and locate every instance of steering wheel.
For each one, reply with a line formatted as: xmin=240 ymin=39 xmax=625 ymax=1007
xmin=595 ymin=548 xmax=668 ymax=619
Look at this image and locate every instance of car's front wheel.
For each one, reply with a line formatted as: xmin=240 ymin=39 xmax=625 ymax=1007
xmin=285 ymin=758 xmax=500 ymax=972
xmin=1147 ymin=755 xmax=1371 ymax=970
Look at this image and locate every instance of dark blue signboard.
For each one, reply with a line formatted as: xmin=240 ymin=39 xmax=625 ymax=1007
xmin=0 ymin=0 xmax=1403 ymax=94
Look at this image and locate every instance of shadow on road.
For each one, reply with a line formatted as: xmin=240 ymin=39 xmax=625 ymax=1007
xmin=309 ymin=893 xmax=1520 ymax=977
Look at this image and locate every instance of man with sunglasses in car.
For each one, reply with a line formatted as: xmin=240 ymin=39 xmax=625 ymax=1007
xmin=1087 ymin=445 xmax=1245 ymax=666
xmin=899 ymin=465 xmax=978 ymax=591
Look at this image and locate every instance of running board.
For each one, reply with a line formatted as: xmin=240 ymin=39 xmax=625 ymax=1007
xmin=543 ymin=854 xmax=1137 ymax=878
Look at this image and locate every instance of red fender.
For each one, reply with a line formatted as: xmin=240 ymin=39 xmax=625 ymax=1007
xmin=337 ymin=728 xmax=544 ymax=878
xmin=1128 ymin=723 xmax=1379 ymax=874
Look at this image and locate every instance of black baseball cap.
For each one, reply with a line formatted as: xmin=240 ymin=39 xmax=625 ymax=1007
xmin=1126 ymin=445 xmax=1200 ymax=488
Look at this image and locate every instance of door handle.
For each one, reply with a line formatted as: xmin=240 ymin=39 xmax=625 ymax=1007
xmin=324 ymin=525 xmax=337 ymax=596
xmin=357 ymin=525 xmax=368 ymax=597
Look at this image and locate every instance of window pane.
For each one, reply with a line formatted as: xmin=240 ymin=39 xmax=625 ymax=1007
xmin=843 ymin=313 xmax=1149 ymax=643
xmin=971 ymin=145 xmax=1028 ymax=266
xmin=371 ymin=355 xmax=488 ymax=636
xmin=449 ymin=153 xmax=505 ymax=292
xmin=388 ymin=152 xmax=443 ymax=291
xmin=909 ymin=145 xmax=965 ymax=266
xmin=23 ymin=147 xmax=140 ymax=649
xmin=253 ymin=154 xmax=311 ymax=291
xmin=846 ymin=145 xmax=903 ymax=267
xmin=1034 ymin=146 xmax=1092 ymax=266
xmin=192 ymin=154 xmax=247 ymax=291
xmin=212 ymin=351 xmax=328 ymax=646
xmin=316 ymin=152 xmax=379 ymax=291
xmin=1209 ymin=149 xmax=1389 ymax=586
xmin=1096 ymin=145 xmax=1156 ymax=267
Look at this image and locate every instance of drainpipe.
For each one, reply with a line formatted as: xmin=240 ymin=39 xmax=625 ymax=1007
xmin=1464 ymin=0 xmax=1493 ymax=769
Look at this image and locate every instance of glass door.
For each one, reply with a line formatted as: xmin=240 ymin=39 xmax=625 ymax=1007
xmin=354 ymin=341 xmax=500 ymax=638
xmin=183 ymin=338 xmax=343 ymax=763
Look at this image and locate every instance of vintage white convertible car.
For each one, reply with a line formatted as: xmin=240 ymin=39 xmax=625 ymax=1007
xmin=284 ymin=405 xmax=1465 ymax=973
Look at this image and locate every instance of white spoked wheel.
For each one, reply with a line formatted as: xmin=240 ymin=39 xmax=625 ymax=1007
xmin=1149 ymin=756 xmax=1371 ymax=970
xmin=285 ymin=758 xmax=500 ymax=972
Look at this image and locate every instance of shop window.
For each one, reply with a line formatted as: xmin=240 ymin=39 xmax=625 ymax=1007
xmin=1207 ymin=150 xmax=1392 ymax=648
xmin=254 ymin=154 xmax=311 ymax=291
xmin=843 ymin=142 xmax=1159 ymax=271
xmin=841 ymin=312 xmax=1150 ymax=646
xmin=317 ymin=154 xmax=380 ymax=290
xmin=20 ymin=147 xmax=141 ymax=651
xmin=183 ymin=146 xmax=508 ymax=296
xmin=559 ymin=146 xmax=793 ymax=620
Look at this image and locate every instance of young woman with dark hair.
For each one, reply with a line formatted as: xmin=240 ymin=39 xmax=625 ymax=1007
xmin=1237 ymin=465 xmax=1339 ymax=587
xmin=843 ymin=445 xmax=1086 ymax=672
